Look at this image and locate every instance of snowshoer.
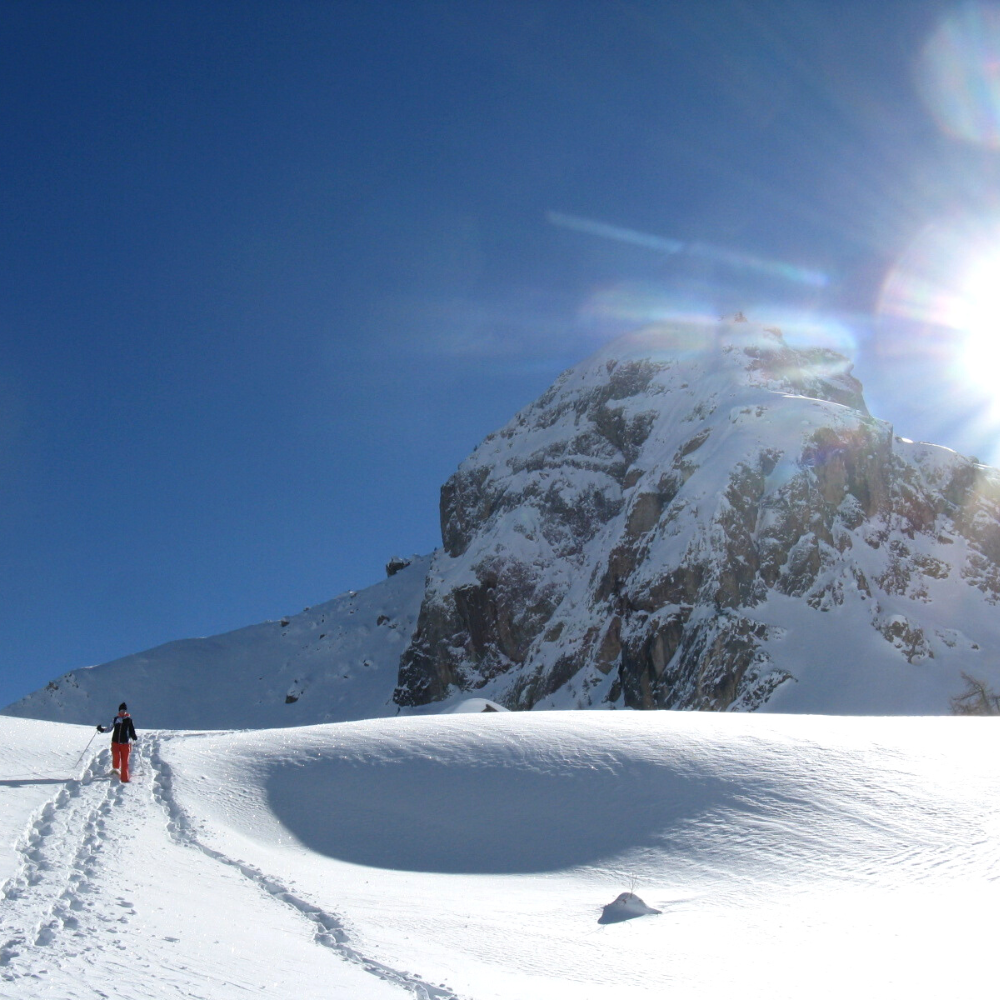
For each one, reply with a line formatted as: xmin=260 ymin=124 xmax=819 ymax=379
xmin=97 ymin=703 xmax=138 ymax=783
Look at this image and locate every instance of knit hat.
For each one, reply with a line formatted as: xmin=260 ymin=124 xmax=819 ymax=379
xmin=119 ymin=702 xmax=127 ymax=712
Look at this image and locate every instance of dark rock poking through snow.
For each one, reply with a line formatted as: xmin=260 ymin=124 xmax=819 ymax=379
xmin=599 ymin=892 xmax=662 ymax=924
xmin=386 ymin=555 xmax=413 ymax=577
xmin=394 ymin=319 xmax=1000 ymax=714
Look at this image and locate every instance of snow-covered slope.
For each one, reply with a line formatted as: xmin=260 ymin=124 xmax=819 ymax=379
xmin=2 ymin=556 xmax=429 ymax=729
xmin=8 ymin=319 xmax=1000 ymax=725
xmin=1 ymin=711 xmax=998 ymax=999
xmin=396 ymin=320 xmax=1000 ymax=714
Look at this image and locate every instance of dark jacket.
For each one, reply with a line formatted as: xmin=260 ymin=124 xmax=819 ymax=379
xmin=99 ymin=713 xmax=137 ymax=744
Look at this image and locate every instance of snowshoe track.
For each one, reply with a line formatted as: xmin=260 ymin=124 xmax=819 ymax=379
xmin=148 ymin=735 xmax=463 ymax=1000
xmin=0 ymin=746 xmax=139 ymax=982
xmin=0 ymin=734 xmax=464 ymax=999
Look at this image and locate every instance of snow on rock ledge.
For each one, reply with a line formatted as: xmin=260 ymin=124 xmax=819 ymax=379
xmin=394 ymin=320 xmax=1000 ymax=714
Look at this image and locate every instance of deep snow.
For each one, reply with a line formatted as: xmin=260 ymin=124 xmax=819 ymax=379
xmin=1 ymin=710 xmax=997 ymax=999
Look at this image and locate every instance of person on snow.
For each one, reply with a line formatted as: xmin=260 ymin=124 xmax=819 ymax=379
xmin=97 ymin=702 xmax=138 ymax=783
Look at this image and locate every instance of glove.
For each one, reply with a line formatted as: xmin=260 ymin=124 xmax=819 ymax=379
xmin=96 ymin=725 xmax=104 ymax=733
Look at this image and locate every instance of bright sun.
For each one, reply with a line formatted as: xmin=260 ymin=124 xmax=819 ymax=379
xmin=957 ymin=254 xmax=1000 ymax=391
xmin=879 ymin=219 xmax=1000 ymax=414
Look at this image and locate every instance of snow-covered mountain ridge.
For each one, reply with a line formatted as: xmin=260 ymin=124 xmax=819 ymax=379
xmin=3 ymin=556 xmax=430 ymax=729
xmin=395 ymin=320 xmax=1000 ymax=714
xmin=6 ymin=318 xmax=1000 ymax=723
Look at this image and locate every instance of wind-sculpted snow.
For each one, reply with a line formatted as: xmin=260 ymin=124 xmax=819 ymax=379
xmin=264 ymin=726 xmax=737 ymax=874
xmin=396 ymin=320 xmax=1000 ymax=714
xmin=257 ymin=713 xmax=1000 ymax=886
xmin=2 ymin=712 xmax=999 ymax=999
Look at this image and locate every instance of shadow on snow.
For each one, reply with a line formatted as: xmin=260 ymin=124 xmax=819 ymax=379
xmin=266 ymin=754 xmax=737 ymax=875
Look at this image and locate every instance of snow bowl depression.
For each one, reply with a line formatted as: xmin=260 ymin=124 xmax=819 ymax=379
xmin=175 ymin=712 xmax=1000 ymax=886
xmin=263 ymin=714 xmax=741 ymax=874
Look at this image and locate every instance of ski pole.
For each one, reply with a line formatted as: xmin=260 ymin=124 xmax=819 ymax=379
xmin=73 ymin=729 xmax=100 ymax=772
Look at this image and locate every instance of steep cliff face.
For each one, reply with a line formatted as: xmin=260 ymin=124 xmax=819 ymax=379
xmin=395 ymin=320 xmax=1000 ymax=714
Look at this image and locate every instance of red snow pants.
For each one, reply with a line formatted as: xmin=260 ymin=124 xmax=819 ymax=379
xmin=112 ymin=742 xmax=131 ymax=782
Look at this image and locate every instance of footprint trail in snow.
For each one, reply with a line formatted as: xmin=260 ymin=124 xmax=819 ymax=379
xmin=0 ymin=735 xmax=459 ymax=1000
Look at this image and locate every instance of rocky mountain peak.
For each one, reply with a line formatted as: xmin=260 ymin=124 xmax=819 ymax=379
xmin=7 ymin=320 xmax=1000 ymax=725
xmin=396 ymin=319 xmax=1000 ymax=714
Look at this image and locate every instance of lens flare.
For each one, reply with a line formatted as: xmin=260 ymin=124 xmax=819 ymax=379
xmin=751 ymin=307 xmax=859 ymax=359
xmin=916 ymin=2 xmax=1000 ymax=148
xmin=548 ymin=211 xmax=828 ymax=288
xmin=878 ymin=216 xmax=1000 ymax=389
xmin=576 ymin=281 xmax=860 ymax=372
xmin=951 ymin=251 xmax=1000 ymax=388
xmin=877 ymin=215 xmax=1000 ymax=462
xmin=580 ymin=282 xmax=716 ymax=328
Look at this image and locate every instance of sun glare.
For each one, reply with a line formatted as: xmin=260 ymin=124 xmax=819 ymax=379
xmin=957 ymin=253 xmax=1000 ymax=390
xmin=877 ymin=215 xmax=1000 ymax=464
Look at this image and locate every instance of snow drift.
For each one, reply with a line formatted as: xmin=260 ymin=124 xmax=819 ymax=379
xmin=2 ymin=711 xmax=999 ymax=999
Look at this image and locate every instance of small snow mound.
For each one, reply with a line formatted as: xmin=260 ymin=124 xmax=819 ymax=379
xmin=443 ymin=698 xmax=509 ymax=714
xmin=598 ymin=891 xmax=661 ymax=924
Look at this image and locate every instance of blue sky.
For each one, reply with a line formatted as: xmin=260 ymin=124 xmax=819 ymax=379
xmin=4 ymin=0 xmax=1000 ymax=708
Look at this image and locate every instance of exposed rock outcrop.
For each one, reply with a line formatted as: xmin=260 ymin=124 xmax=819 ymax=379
xmin=395 ymin=320 xmax=1000 ymax=713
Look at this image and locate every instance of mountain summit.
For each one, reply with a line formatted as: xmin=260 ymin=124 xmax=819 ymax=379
xmin=7 ymin=319 xmax=1000 ymax=724
xmin=395 ymin=319 xmax=1000 ymax=714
